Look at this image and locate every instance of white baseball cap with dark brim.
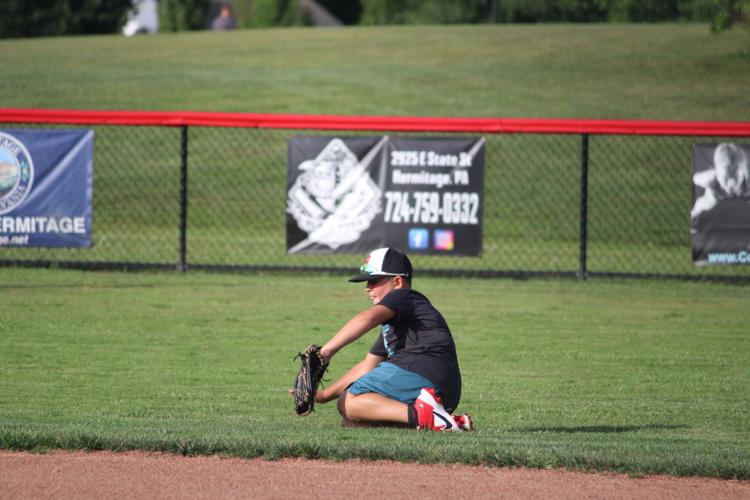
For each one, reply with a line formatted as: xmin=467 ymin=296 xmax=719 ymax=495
xmin=349 ymin=247 xmax=413 ymax=282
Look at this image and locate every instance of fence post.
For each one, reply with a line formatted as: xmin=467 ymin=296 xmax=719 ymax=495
xmin=578 ymin=133 xmax=589 ymax=281
xmin=178 ymin=125 xmax=188 ymax=272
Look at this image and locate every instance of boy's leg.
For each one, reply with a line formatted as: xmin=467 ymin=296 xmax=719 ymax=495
xmin=343 ymin=361 xmax=427 ymax=426
xmin=338 ymin=391 xmax=409 ymax=426
xmin=339 ymin=389 xmax=469 ymax=431
xmin=342 ymin=361 xmax=467 ymax=431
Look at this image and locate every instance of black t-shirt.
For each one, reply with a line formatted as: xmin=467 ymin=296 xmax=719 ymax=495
xmin=369 ymin=288 xmax=461 ymax=412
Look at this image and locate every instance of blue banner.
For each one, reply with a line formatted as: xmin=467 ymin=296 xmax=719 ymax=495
xmin=0 ymin=129 xmax=93 ymax=247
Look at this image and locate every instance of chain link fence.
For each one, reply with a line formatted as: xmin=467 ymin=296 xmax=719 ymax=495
xmin=1 ymin=113 xmax=748 ymax=281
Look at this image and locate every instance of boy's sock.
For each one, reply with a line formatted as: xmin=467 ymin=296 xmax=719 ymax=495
xmin=407 ymin=404 xmax=419 ymax=429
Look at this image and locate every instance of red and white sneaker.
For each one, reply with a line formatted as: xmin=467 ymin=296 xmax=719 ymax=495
xmin=414 ymin=388 xmax=461 ymax=432
xmin=453 ymin=413 xmax=474 ymax=431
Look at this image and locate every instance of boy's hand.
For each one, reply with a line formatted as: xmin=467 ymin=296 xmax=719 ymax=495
xmin=292 ymin=344 xmax=329 ymax=416
xmin=315 ymin=387 xmax=332 ymax=404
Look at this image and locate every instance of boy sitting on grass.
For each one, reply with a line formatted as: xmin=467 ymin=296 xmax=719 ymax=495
xmin=316 ymin=247 xmax=472 ymax=431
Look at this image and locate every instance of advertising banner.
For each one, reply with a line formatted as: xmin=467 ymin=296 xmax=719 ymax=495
xmin=691 ymin=143 xmax=750 ymax=265
xmin=0 ymin=129 xmax=93 ymax=247
xmin=286 ymin=136 xmax=484 ymax=255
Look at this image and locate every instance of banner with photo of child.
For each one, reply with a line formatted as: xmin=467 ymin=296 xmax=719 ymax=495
xmin=691 ymin=143 xmax=750 ymax=265
xmin=286 ymin=135 xmax=484 ymax=255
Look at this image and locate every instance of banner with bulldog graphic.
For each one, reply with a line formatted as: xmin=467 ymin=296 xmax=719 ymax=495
xmin=286 ymin=136 xmax=484 ymax=255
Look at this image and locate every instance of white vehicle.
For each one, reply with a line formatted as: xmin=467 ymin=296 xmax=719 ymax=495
xmin=122 ymin=0 xmax=159 ymax=36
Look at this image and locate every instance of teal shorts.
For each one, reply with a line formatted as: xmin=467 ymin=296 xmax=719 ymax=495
xmin=347 ymin=361 xmax=435 ymax=404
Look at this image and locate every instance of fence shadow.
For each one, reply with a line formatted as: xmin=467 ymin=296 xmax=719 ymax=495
xmin=513 ymin=423 xmax=688 ymax=434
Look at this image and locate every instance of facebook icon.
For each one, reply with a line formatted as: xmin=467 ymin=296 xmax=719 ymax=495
xmin=408 ymin=228 xmax=429 ymax=250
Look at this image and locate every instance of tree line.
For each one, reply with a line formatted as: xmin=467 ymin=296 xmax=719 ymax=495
xmin=1 ymin=0 xmax=747 ymax=38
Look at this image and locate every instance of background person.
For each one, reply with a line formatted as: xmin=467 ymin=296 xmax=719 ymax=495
xmin=211 ymin=3 xmax=236 ymax=30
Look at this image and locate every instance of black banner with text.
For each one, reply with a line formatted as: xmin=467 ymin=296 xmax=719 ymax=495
xmin=287 ymin=136 xmax=484 ymax=255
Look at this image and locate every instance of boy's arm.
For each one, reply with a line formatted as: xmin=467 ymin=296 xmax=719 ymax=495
xmin=320 ymin=305 xmax=395 ymax=361
xmin=316 ymin=353 xmax=384 ymax=403
xmin=315 ymin=304 xmax=394 ymax=404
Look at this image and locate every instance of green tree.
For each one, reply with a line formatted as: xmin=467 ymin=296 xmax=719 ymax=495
xmin=709 ymin=0 xmax=750 ymax=31
xmin=237 ymin=0 xmax=305 ymax=28
xmin=159 ymin=0 xmax=212 ymax=31
xmin=0 ymin=0 xmax=132 ymax=38
xmin=360 ymin=0 xmax=497 ymax=24
xmin=558 ymin=0 xmax=609 ymax=21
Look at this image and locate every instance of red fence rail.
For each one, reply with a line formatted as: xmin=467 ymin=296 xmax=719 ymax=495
xmin=1 ymin=108 xmax=749 ymax=136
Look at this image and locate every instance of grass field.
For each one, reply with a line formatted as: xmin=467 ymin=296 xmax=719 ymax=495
xmin=1 ymin=24 xmax=749 ymax=478
xmin=1 ymin=267 xmax=748 ymax=478
xmin=1 ymin=24 xmax=748 ymax=120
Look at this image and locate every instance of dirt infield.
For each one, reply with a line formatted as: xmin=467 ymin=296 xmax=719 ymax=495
xmin=1 ymin=450 xmax=749 ymax=499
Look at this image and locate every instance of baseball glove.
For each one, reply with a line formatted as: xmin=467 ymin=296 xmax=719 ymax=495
xmin=292 ymin=344 xmax=329 ymax=416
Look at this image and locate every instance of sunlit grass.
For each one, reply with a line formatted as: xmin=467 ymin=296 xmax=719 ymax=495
xmin=0 ymin=268 xmax=748 ymax=478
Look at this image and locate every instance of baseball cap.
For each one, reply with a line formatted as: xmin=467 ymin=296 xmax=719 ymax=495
xmin=349 ymin=247 xmax=413 ymax=282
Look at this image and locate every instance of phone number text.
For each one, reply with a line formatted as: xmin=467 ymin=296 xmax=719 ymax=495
xmin=383 ymin=191 xmax=479 ymax=225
